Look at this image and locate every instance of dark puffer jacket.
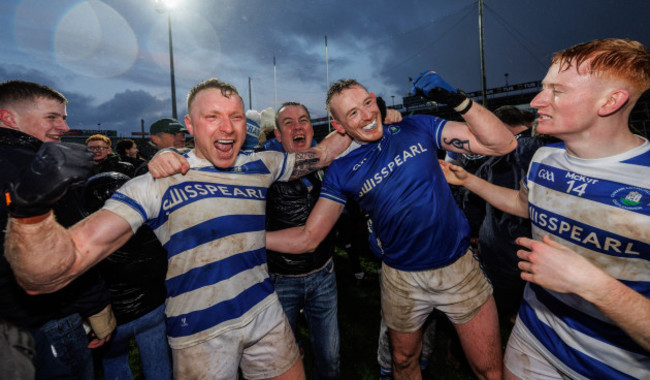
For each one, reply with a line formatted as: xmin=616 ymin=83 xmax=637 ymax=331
xmin=265 ymin=170 xmax=336 ymax=275
xmin=476 ymin=129 xmax=548 ymax=280
xmin=83 ymin=171 xmax=168 ymax=325
xmin=93 ymin=153 xmax=135 ymax=177
xmin=96 ymin=226 xmax=168 ymax=325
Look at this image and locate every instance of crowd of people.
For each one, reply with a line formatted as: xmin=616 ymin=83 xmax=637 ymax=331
xmin=0 ymin=37 xmax=648 ymax=380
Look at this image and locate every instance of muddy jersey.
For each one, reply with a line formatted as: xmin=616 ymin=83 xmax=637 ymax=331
xmin=520 ymin=139 xmax=650 ymax=379
xmin=320 ymin=115 xmax=470 ymax=271
xmin=103 ymin=150 xmax=294 ymax=349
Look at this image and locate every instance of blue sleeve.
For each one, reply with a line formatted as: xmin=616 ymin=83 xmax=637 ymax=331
xmin=319 ymin=162 xmax=348 ymax=206
xmin=406 ymin=114 xmax=447 ymax=150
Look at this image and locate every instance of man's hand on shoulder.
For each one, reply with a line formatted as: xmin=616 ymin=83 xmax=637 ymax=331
xmin=148 ymin=148 xmax=190 ymax=178
xmin=5 ymin=143 xmax=93 ymax=220
xmin=384 ymin=109 xmax=403 ymax=124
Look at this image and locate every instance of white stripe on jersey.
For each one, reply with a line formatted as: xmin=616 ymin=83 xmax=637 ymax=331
xmin=522 ymin=139 xmax=650 ymax=377
xmin=103 ymin=150 xmax=294 ymax=349
xmin=523 ymin=286 xmax=650 ymax=379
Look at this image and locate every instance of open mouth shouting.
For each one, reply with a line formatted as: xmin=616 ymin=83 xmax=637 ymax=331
xmin=291 ymin=133 xmax=309 ymax=149
xmin=215 ymin=139 xmax=234 ymax=157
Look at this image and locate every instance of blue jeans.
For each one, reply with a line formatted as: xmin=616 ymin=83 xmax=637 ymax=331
xmin=34 ymin=313 xmax=93 ymax=380
xmin=102 ymin=304 xmax=171 ymax=380
xmin=270 ymin=259 xmax=340 ymax=380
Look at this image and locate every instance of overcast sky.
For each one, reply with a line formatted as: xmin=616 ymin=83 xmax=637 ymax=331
xmin=2 ymin=0 xmax=649 ymax=137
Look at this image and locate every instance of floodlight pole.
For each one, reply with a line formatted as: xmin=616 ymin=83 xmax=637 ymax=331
xmin=155 ymin=1 xmax=178 ymax=119
xmin=478 ymin=0 xmax=487 ymax=107
xmin=248 ymin=77 xmax=252 ymax=110
xmin=325 ymin=35 xmax=331 ymax=132
xmin=167 ymin=12 xmax=178 ymax=119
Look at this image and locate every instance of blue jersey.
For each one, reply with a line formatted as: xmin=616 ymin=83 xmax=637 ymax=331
xmin=104 ymin=150 xmax=294 ymax=349
xmin=520 ymin=139 xmax=650 ymax=378
xmin=242 ymin=118 xmax=261 ymax=151
xmin=261 ymin=137 xmax=283 ymax=152
xmin=320 ymin=115 xmax=470 ymax=271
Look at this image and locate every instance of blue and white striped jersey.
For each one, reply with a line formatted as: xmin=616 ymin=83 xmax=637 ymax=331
xmin=320 ymin=115 xmax=470 ymax=271
xmin=103 ymin=150 xmax=294 ymax=349
xmin=521 ymin=138 xmax=650 ymax=379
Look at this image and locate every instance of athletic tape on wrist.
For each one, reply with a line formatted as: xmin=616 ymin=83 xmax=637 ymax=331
xmin=453 ymin=98 xmax=473 ymax=115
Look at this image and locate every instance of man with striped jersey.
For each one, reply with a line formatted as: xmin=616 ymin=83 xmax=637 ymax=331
xmin=4 ymin=78 xmax=351 ymax=380
xmin=440 ymin=38 xmax=650 ymax=379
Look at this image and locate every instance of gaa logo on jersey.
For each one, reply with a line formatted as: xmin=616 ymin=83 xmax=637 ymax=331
xmin=389 ymin=125 xmax=400 ymax=134
xmin=610 ymin=186 xmax=650 ymax=211
xmin=537 ymin=168 xmax=555 ymax=182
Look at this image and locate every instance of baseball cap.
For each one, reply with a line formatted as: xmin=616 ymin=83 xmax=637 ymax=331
xmin=150 ymin=118 xmax=187 ymax=135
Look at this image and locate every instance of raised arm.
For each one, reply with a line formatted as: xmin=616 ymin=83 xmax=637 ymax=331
xmin=266 ymin=198 xmax=345 ymax=253
xmin=439 ymin=159 xmax=529 ymax=218
xmin=6 ymin=210 xmax=133 ymax=295
xmin=516 ymin=235 xmax=650 ymax=351
xmin=288 ymin=131 xmax=351 ymax=181
xmin=3 ymin=143 xmax=134 ymax=294
xmin=411 ymin=71 xmax=517 ymax=156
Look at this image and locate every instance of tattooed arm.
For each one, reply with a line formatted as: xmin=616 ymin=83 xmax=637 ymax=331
xmin=288 ymin=130 xmax=351 ymax=181
xmin=439 ymin=101 xmax=517 ymax=156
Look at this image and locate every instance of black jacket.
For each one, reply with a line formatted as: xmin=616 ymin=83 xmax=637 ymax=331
xmin=84 ymin=166 xmax=168 ymax=325
xmin=0 ymin=128 xmax=111 ymax=328
xmin=265 ymin=169 xmax=336 ymax=275
xmin=93 ymin=153 xmax=135 ymax=177
xmin=476 ymin=129 xmax=548 ymax=279
xmin=96 ymin=225 xmax=167 ymax=325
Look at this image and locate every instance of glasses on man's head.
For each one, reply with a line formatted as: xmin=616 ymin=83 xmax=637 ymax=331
xmin=87 ymin=146 xmax=110 ymax=152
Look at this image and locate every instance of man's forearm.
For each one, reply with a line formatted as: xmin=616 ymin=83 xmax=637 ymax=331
xmin=267 ymin=198 xmax=343 ymax=254
xmin=5 ymin=212 xmax=79 ymax=294
xmin=290 ymin=150 xmax=323 ymax=181
xmin=462 ymin=103 xmax=517 ymax=155
xmin=289 ymin=132 xmax=350 ymax=180
xmin=318 ymin=130 xmax=351 ymax=164
xmin=581 ymin=272 xmax=650 ymax=351
xmin=464 ymin=174 xmax=529 ymax=218
xmin=266 ymin=227 xmax=318 ymax=254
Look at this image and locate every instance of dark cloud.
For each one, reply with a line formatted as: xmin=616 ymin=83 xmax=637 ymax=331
xmin=67 ymin=89 xmax=173 ymax=136
xmin=0 ymin=65 xmax=61 ymax=89
xmin=3 ymin=0 xmax=650 ymax=125
xmin=0 ymin=63 xmax=172 ymax=136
